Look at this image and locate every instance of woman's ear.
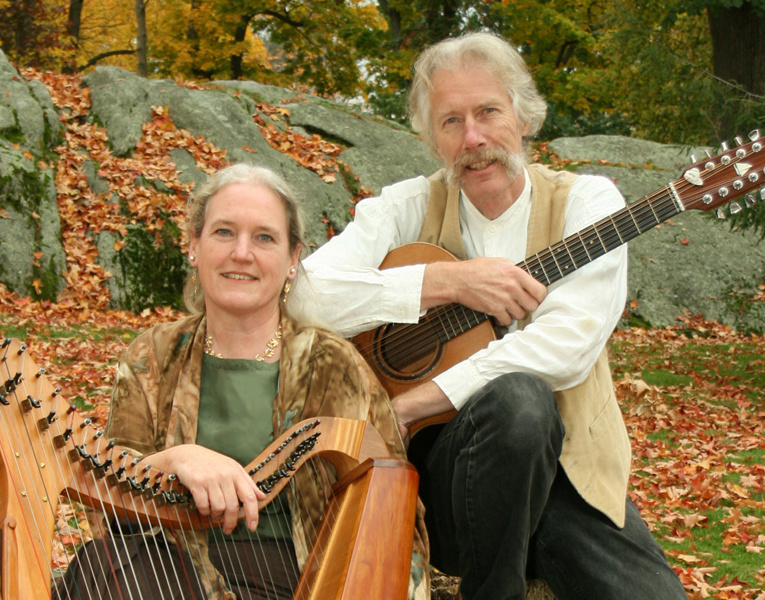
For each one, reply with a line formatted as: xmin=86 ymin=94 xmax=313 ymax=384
xmin=188 ymin=237 xmax=199 ymax=266
xmin=288 ymin=244 xmax=302 ymax=278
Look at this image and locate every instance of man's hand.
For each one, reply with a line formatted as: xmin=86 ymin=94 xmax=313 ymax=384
xmin=422 ymin=258 xmax=546 ymax=326
xmin=392 ymin=381 xmax=454 ymax=444
xmin=146 ymin=445 xmax=266 ymax=534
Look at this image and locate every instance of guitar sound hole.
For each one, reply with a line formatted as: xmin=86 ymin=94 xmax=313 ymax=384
xmin=375 ymin=322 xmax=442 ymax=380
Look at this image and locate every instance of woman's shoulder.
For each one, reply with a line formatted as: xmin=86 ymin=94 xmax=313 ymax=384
xmin=124 ymin=313 xmax=203 ymax=360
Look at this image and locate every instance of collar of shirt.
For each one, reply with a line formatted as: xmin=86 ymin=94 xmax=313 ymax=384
xmin=459 ymin=167 xmax=533 ymax=260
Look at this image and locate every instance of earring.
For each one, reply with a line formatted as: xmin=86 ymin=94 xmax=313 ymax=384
xmin=192 ymin=269 xmax=200 ymax=295
xmin=289 ymin=267 xmax=296 ymax=275
xmin=283 ymin=280 xmax=292 ymax=302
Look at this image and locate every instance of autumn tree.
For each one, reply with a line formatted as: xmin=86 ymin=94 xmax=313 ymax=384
xmin=0 ymin=0 xmax=70 ymax=68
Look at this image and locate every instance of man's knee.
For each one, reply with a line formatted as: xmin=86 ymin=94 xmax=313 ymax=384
xmin=469 ymin=372 xmax=563 ymax=451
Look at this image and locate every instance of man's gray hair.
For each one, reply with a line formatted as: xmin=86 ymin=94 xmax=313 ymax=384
xmin=408 ymin=31 xmax=547 ymax=153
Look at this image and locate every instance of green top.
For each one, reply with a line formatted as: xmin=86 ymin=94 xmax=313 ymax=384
xmin=197 ymin=354 xmax=291 ymax=540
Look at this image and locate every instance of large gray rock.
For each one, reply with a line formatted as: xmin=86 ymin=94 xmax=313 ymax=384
xmin=286 ymin=101 xmax=441 ymax=194
xmin=0 ymin=52 xmax=66 ymax=300
xmin=0 ymin=145 xmax=66 ymax=299
xmin=0 ymin=50 xmax=63 ymax=154
xmin=83 ymin=67 xmax=354 ymax=248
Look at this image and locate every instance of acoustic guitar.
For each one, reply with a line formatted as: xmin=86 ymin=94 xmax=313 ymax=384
xmin=353 ymin=133 xmax=765 ymax=435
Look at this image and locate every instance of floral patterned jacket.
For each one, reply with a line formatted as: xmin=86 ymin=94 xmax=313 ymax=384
xmin=106 ymin=312 xmax=430 ymax=600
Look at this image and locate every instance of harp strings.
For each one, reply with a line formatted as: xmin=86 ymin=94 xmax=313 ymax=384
xmin=0 ymin=339 xmax=344 ymax=599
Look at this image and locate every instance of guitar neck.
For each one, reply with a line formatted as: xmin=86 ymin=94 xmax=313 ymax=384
xmin=521 ymin=183 xmax=683 ymax=286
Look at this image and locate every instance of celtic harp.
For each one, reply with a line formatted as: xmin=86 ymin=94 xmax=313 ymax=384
xmin=0 ymin=337 xmax=418 ymax=599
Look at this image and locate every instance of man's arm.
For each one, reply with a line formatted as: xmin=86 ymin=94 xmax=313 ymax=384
xmin=390 ymin=381 xmax=453 ymax=442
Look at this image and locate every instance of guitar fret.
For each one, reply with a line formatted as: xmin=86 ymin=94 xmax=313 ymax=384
xmin=550 ymin=245 xmax=568 ymax=278
xmin=561 ymin=239 xmax=579 ymax=269
xmin=667 ymin=182 xmax=685 ymax=212
xmin=608 ymin=214 xmax=627 ymax=246
xmin=534 ymin=252 xmax=551 ymax=285
xmin=627 ymin=208 xmax=642 ymax=235
xmin=645 ymin=197 xmax=661 ymax=224
xmin=576 ymin=230 xmax=594 ymax=261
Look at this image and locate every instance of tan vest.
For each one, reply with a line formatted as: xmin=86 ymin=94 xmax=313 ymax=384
xmin=418 ymin=165 xmax=631 ymax=527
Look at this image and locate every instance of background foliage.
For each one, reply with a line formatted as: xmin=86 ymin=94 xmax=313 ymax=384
xmin=1 ymin=1 xmax=764 ymax=139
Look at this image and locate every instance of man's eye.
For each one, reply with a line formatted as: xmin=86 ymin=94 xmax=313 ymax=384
xmin=257 ymin=234 xmax=273 ymax=242
xmin=215 ymin=228 xmax=232 ymax=236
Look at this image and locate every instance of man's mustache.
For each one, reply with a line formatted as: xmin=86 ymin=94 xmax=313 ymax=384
xmin=447 ymin=149 xmax=523 ymax=187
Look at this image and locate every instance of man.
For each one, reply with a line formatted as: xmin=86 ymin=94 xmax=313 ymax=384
xmin=295 ymin=32 xmax=687 ymax=600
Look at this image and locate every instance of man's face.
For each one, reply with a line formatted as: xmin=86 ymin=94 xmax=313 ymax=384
xmin=430 ymin=65 xmax=529 ymax=217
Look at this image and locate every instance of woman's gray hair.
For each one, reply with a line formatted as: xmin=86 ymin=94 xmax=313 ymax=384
xmin=408 ymin=31 xmax=547 ymax=154
xmin=183 ymin=163 xmax=307 ymax=315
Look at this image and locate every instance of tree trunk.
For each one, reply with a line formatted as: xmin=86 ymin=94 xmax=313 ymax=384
xmin=135 ymin=0 xmax=148 ymax=77
xmin=67 ymin=0 xmax=84 ymax=41
xmin=377 ymin=0 xmax=402 ymax=45
xmin=707 ymin=4 xmax=765 ymax=96
xmin=230 ymin=14 xmax=251 ymax=80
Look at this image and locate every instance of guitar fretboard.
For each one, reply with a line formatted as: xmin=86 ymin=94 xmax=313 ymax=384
xmin=522 ymin=184 xmax=682 ymax=285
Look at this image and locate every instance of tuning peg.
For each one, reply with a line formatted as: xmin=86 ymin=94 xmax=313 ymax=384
xmin=729 ymin=201 xmax=743 ymax=214
xmin=745 ymin=194 xmax=756 ymax=208
xmin=716 ymin=209 xmax=726 ymax=219
xmin=705 ymin=149 xmax=713 ymax=158
xmin=735 ymin=136 xmax=744 ymax=146
xmin=690 ymin=154 xmax=697 ymax=163
xmin=721 ymin=141 xmax=730 ymax=151
xmin=749 ymin=129 xmax=761 ymax=141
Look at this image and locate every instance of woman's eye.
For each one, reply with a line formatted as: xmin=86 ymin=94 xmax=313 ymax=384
xmin=215 ymin=228 xmax=232 ymax=236
xmin=257 ymin=234 xmax=274 ymax=243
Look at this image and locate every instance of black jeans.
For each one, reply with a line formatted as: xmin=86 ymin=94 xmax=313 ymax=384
xmin=412 ymin=372 xmax=687 ymax=600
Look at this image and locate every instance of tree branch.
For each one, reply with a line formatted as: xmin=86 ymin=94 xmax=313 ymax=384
xmin=78 ymin=49 xmax=137 ymax=71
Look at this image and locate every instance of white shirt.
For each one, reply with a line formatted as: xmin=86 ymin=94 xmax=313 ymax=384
xmin=296 ymin=168 xmax=629 ymax=410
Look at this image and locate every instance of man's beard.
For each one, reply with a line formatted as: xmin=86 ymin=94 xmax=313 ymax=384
xmin=446 ymin=148 xmax=524 ymax=189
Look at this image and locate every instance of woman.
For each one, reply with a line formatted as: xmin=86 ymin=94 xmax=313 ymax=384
xmin=59 ymin=164 xmax=429 ymax=600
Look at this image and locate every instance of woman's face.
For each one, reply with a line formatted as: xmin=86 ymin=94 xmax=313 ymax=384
xmin=188 ymin=182 xmax=300 ymax=320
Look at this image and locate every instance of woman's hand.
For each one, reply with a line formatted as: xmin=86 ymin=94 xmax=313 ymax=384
xmin=147 ymin=445 xmax=266 ymax=535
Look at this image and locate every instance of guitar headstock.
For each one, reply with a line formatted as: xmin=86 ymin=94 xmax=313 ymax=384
xmin=677 ymin=130 xmax=764 ymax=217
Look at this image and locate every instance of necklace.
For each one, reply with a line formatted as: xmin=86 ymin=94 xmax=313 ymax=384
xmin=204 ymin=324 xmax=283 ymax=361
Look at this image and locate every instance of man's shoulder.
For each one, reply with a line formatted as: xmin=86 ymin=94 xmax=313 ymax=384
xmin=526 ymin=162 xmax=579 ymax=184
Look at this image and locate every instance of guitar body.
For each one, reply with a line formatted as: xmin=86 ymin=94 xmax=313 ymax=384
xmin=352 ymin=242 xmax=496 ymax=434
